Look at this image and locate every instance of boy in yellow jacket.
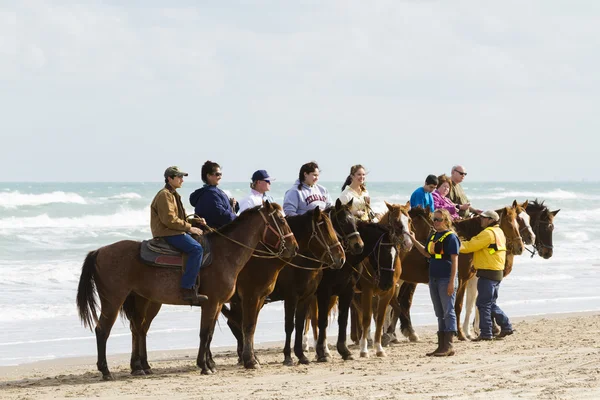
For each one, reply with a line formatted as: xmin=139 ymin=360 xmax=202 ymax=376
xmin=459 ymin=210 xmax=514 ymax=340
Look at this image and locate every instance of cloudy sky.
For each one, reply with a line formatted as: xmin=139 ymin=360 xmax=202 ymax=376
xmin=1 ymin=1 xmax=597 ymax=182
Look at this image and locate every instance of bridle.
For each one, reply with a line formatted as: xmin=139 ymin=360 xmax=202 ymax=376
xmin=328 ymin=207 xmax=361 ymax=251
xmin=257 ymin=208 xmax=296 ymax=258
xmin=526 ymin=213 xmax=554 ymax=257
xmin=294 ymin=216 xmax=343 ymax=269
xmin=360 ymin=229 xmax=396 ymax=288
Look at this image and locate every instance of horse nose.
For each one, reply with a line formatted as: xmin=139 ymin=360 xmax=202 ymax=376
xmin=335 ymin=256 xmax=346 ymax=269
xmin=353 ymin=241 xmax=364 ymax=254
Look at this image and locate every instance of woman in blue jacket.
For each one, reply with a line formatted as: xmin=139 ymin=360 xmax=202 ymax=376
xmin=190 ymin=161 xmax=239 ymax=229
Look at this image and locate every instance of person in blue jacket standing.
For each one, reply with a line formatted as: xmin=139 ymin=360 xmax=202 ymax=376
xmin=410 ymin=174 xmax=437 ymax=212
xmin=190 ymin=160 xmax=239 ymax=229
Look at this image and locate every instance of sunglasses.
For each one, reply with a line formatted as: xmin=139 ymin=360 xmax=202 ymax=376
xmin=433 ymin=217 xmax=444 ymax=222
xmin=211 ymin=172 xmax=223 ymax=177
xmin=454 ymin=170 xmax=467 ymax=176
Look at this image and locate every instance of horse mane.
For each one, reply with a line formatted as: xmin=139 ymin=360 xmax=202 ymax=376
xmin=528 ymin=198 xmax=553 ymax=220
xmin=357 ymin=220 xmax=390 ymax=233
xmin=408 ymin=206 xmax=430 ymax=219
xmin=453 ymin=216 xmax=483 ymax=240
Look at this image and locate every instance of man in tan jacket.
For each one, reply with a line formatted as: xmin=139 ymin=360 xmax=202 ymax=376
xmin=150 ymin=166 xmax=207 ymax=305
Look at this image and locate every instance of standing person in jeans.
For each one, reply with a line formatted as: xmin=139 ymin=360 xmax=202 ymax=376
xmin=408 ymin=209 xmax=459 ymax=356
xmin=150 ymin=166 xmax=208 ymax=305
xmin=460 ymin=210 xmax=514 ymax=341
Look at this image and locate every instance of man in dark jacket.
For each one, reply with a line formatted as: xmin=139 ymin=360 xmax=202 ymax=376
xmin=150 ymin=166 xmax=208 ymax=305
xmin=189 ymin=161 xmax=239 ymax=229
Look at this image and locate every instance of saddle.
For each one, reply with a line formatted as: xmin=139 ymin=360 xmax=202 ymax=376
xmin=140 ymin=236 xmax=212 ymax=269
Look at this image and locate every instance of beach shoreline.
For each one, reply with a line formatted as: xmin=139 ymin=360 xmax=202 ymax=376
xmin=2 ymin=310 xmax=599 ymax=399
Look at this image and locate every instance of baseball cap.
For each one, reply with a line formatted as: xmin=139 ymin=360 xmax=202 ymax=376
xmin=480 ymin=210 xmax=500 ymax=222
xmin=251 ymin=170 xmax=274 ymax=182
xmin=164 ymin=166 xmax=189 ymax=178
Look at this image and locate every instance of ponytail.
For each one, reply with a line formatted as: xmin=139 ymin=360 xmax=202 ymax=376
xmin=341 ymin=175 xmax=352 ymax=192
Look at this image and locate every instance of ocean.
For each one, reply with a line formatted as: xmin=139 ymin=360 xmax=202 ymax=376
xmin=0 ymin=181 xmax=596 ymax=367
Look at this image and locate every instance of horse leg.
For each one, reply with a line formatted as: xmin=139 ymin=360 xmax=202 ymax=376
xmin=96 ymin=293 xmax=128 ymax=380
xmin=293 ymin=298 xmax=311 ymax=365
xmin=206 ymin=308 xmax=221 ymax=373
xmin=315 ymin=291 xmax=332 ymax=362
xmin=463 ymin=277 xmax=478 ymax=340
xmin=127 ymin=295 xmax=156 ymax=375
xmin=359 ymin=288 xmax=374 ymax=358
xmin=241 ymin=295 xmax=263 ymax=369
xmin=455 ymin=278 xmax=468 ymax=341
xmin=374 ymin=291 xmax=394 ymax=357
xmin=282 ymin=298 xmax=296 ymax=366
xmin=398 ymin=282 xmax=420 ymax=342
xmin=350 ymin=294 xmax=362 ymax=345
xmin=302 ymin=296 xmax=317 ymax=352
xmin=336 ymin=288 xmax=354 ymax=361
xmin=196 ymin=302 xmax=220 ymax=375
xmin=383 ymin=290 xmax=402 ymax=346
xmin=223 ymin=304 xmax=244 ymax=365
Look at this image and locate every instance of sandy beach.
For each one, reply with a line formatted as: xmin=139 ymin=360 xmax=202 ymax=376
xmin=1 ymin=312 xmax=599 ymax=400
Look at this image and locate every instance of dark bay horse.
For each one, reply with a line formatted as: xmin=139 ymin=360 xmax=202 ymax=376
xmin=314 ymin=219 xmax=406 ymax=362
xmin=76 ymin=202 xmax=297 ymax=379
xmin=388 ymin=203 xmax=524 ymax=342
xmin=219 ymin=206 xmax=346 ymax=369
xmin=259 ymin=199 xmax=364 ymax=366
xmin=526 ymin=199 xmax=560 ymax=259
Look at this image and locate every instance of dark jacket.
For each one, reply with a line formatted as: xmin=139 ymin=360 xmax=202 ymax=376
xmin=189 ymin=185 xmax=237 ymax=229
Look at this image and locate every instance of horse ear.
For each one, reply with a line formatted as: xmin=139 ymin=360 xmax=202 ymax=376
xmin=335 ymin=198 xmax=342 ymax=209
xmin=405 ymin=201 xmax=411 ymax=210
xmin=512 ymin=199 xmax=518 ymax=208
xmin=264 ymin=200 xmax=271 ymax=208
xmin=551 ymin=209 xmax=560 ymax=216
xmin=522 ymin=199 xmax=529 ymax=208
xmin=425 ymin=205 xmax=430 ymax=213
xmin=385 ymin=201 xmax=394 ymax=212
xmin=347 ymin=198 xmax=354 ymax=207
xmin=313 ymin=207 xmax=322 ymax=220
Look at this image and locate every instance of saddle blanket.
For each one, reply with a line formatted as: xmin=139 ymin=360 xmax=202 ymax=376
xmin=140 ymin=236 xmax=212 ymax=269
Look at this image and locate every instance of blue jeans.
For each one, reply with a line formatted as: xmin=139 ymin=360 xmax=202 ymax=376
xmin=476 ymin=277 xmax=513 ymax=338
xmin=429 ymin=276 xmax=458 ymax=332
xmin=163 ymin=234 xmax=204 ymax=289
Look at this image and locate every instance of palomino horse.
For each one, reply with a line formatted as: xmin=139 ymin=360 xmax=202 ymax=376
xmin=77 ymin=202 xmax=297 ymax=379
xmin=314 ymin=218 xmax=409 ymax=362
xmin=353 ymin=202 xmax=414 ymax=358
xmin=388 ymin=203 xmax=524 ymax=342
xmin=262 ymin=200 xmax=364 ymax=366
xmin=462 ymin=199 xmax=558 ymax=338
xmin=219 ymin=206 xmax=346 ymax=369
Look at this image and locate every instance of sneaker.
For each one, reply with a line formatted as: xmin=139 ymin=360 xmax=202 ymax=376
xmin=497 ymin=329 xmax=514 ymax=338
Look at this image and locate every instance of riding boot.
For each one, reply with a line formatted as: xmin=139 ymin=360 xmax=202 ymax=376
xmin=434 ymin=332 xmax=455 ymax=357
xmin=426 ymin=332 xmax=443 ymax=357
xmin=181 ymin=287 xmax=208 ymax=306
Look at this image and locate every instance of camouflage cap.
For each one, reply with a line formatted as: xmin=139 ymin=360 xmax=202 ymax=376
xmin=164 ymin=166 xmax=189 ymax=178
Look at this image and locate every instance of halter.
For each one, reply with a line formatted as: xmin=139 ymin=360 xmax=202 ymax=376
xmin=328 ymin=207 xmax=360 ymax=250
xmin=294 ymin=217 xmax=343 ymax=269
xmin=258 ymin=208 xmax=296 ymax=258
xmin=359 ymin=231 xmax=396 ymax=288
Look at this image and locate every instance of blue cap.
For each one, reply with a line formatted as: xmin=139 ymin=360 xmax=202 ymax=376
xmin=251 ymin=170 xmax=274 ymax=182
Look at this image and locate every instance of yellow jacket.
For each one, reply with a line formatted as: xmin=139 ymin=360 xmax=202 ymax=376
xmin=459 ymin=226 xmax=506 ymax=271
xmin=150 ymin=186 xmax=192 ymax=237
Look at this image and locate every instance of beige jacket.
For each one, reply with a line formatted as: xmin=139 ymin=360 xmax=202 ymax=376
xmin=150 ymin=185 xmax=191 ymax=237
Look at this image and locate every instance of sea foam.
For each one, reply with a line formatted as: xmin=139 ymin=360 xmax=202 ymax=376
xmin=0 ymin=191 xmax=87 ymax=208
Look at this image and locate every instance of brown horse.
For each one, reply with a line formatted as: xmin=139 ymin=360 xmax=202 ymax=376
xmin=219 ymin=206 xmax=345 ymax=369
xmin=353 ymin=202 xmax=413 ymax=357
xmin=526 ymin=199 xmax=560 ymax=259
xmin=76 ymin=202 xmax=298 ymax=379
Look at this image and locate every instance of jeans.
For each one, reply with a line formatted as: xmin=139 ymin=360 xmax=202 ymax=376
xmin=429 ymin=276 xmax=458 ymax=332
xmin=163 ymin=234 xmax=204 ymax=289
xmin=476 ymin=277 xmax=513 ymax=338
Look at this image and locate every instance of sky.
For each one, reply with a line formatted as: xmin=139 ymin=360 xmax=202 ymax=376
xmin=1 ymin=1 xmax=598 ymax=182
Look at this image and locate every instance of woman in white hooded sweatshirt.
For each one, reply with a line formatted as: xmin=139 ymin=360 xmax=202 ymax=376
xmin=283 ymin=161 xmax=333 ymax=216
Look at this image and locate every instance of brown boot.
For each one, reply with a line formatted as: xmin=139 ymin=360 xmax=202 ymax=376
xmin=426 ymin=332 xmax=443 ymax=356
xmin=181 ymin=287 xmax=208 ymax=306
xmin=433 ymin=332 xmax=455 ymax=357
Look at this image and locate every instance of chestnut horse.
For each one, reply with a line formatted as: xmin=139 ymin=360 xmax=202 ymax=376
xmin=387 ymin=203 xmax=524 ymax=342
xmin=76 ymin=202 xmax=297 ymax=379
xmin=219 ymin=206 xmax=346 ymax=369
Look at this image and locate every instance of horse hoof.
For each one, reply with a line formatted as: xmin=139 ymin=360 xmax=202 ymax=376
xmin=102 ymin=373 xmax=115 ymax=381
xmin=131 ymin=370 xmax=145 ymax=377
xmin=342 ymin=354 xmax=354 ymax=361
xmin=245 ymin=362 xmax=260 ymax=370
xmin=457 ymin=335 xmax=467 ymax=342
xmin=143 ymin=369 xmax=153 ymax=375
xmin=283 ymin=359 xmax=294 ymax=367
xmin=298 ymin=357 xmax=310 ymax=365
xmin=360 ymin=352 xmax=369 ymax=358
xmin=408 ymin=334 xmax=419 ymax=342
xmin=201 ymin=369 xmax=213 ymax=375
xmin=376 ymin=351 xmax=387 ymax=358
xmin=317 ymin=355 xmax=331 ymax=363
xmin=381 ymin=334 xmax=390 ymax=347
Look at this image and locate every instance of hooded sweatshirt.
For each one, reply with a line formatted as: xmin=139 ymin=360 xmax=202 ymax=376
xmin=189 ymin=185 xmax=237 ymax=229
xmin=283 ymin=180 xmax=333 ymax=216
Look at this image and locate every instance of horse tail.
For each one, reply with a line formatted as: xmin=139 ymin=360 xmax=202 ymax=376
xmin=120 ymin=293 xmax=136 ymax=322
xmin=76 ymin=250 xmax=99 ymax=331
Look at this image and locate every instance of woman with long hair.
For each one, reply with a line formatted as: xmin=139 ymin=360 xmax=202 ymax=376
xmin=338 ymin=164 xmax=373 ymax=221
xmin=283 ymin=161 xmax=332 ymax=216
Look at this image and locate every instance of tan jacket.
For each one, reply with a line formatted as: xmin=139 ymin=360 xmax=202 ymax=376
xmin=449 ymin=181 xmax=470 ymax=218
xmin=150 ymin=185 xmax=191 ymax=237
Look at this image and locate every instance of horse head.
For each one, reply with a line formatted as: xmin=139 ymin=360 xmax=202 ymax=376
xmin=260 ymin=201 xmax=299 ymax=258
xmin=330 ymin=198 xmax=364 ymax=255
xmin=513 ymin=199 xmax=535 ymax=246
xmin=307 ymin=207 xmax=346 ymax=269
xmin=497 ymin=204 xmax=524 ymax=256
xmin=526 ymin=199 xmax=559 ymax=259
xmin=408 ymin=205 xmax=434 ymax=244
xmin=382 ymin=200 xmax=413 ymax=253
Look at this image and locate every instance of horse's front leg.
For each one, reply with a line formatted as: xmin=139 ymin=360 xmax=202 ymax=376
xmin=359 ymin=288 xmax=373 ymax=358
xmin=138 ymin=300 xmax=162 ymax=374
xmin=374 ymin=290 xmax=394 ymax=357
xmin=206 ymin=305 xmax=222 ymax=373
xmin=336 ymin=287 xmax=355 ymax=361
xmin=282 ymin=297 xmax=296 ymax=366
xmin=463 ymin=277 xmax=478 ymax=340
xmin=196 ymin=302 xmax=220 ymax=375
xmin=398 ymin=282 xmax=419 ymax=342
xmin=293 ymin=298 xmax=311 ymax=365
xmin=455 ymin=278 xmax=468 ymax=341
xmin=242 ymin=295 xmax=263 ymax=369
xmin=315 ymin=291 xmax=332 ymax=362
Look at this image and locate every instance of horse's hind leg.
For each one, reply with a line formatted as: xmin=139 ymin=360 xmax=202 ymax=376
xmin=336 ymin=288 xmax=355 ymax=361
xmin=196 ymin=302 xmax=220 ymax=375
xmin=96 ymin=292 xmax=128 ymax=380
xmin=398 ymin=282 xmax=419 ymax=342
xmin=139 ymin=301 xmax=162 ymax=374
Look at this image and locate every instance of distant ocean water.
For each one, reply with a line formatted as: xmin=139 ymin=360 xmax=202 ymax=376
xmin=0 ymin=181 xmax=596 ymax=366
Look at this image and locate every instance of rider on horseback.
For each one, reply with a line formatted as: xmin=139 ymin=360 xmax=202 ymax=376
xmin=150 ymin=166 xmax=208 ymax=305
